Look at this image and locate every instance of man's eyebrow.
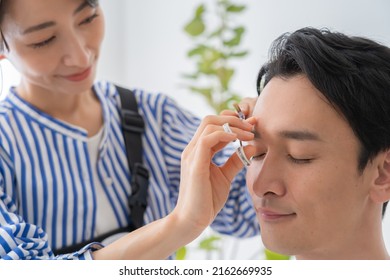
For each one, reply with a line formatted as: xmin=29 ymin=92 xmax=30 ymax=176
xmin=22 ymin=1 xmax=91 ymax=35
xmin=279 ymin=130 xmax=322 ymax=141
xmin=252 ymin=129 xmax=261 ymax=139
xmin=252 ymin=129 xmax=322 ymax=141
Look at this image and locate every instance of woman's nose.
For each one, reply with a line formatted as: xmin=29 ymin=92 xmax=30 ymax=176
xmin=62 ymin=33 xmax=91 ymax=67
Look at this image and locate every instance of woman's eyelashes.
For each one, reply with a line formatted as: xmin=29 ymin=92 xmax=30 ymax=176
xmin=80 ymin=13 xmax=99 ymax=25
xmin=29 ymin=36 xmax=56 ymax=49
xmin=28 ymin=13 xmax=99 ymax=49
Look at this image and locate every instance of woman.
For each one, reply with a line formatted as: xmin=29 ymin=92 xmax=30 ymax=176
xmin=0 ymin=0 xmax=258 ymax=259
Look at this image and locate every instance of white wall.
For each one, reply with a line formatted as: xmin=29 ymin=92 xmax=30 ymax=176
xmin=98 ymin=0 xmax=390 ymax=116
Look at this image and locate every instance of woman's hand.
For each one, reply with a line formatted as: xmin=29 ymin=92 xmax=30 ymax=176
xmin=171 ymin=114 xmax=256 ymax=236
xmin=93 ymin=114 xmax=257 ymax=260
xmin=220 ymin=97 xmax=257 ymax=118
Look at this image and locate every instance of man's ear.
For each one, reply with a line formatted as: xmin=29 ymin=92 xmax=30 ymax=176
xmin=0 ymin=54 xmax=6 ymax=60
xmin=372 ymin=150 xmax=390 ymax=203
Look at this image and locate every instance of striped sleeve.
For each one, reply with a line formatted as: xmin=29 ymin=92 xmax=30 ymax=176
xmin=0 ymin=160 xmax=102 ymax=260
xmin=158 ymin=94 xmax=200 ymax=208
xmin=0 ymin=210 xmax=52 ymax=260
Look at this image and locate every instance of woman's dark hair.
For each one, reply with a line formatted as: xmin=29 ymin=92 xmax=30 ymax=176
xmin=0 ymin=0 xmax=99 ymax=52
xmin=0 ymin=0 xmax=9 ymax=52
xmin=257 ymin=27 xmax=390 ymax=217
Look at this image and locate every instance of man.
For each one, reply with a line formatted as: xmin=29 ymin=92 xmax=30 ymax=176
xmin=245 ymin=27 xmax=390 ymax=259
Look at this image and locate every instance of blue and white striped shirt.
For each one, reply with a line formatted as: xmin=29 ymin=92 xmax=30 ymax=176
xmin=0 ymin=80 xmax=259 ymax=260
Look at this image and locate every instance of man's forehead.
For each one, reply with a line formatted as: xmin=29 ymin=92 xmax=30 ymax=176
xmin=252 ymin=76 xmax=347 ymax=141
xmin=254 ymin=76 xmax=332 ymax=114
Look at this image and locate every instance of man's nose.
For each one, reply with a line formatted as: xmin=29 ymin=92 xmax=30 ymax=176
xmin=249 ymin=154 xmax=286 ymax=198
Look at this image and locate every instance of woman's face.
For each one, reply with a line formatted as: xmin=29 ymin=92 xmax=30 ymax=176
xmin=0 ymin=0 xmax=104 ymax=95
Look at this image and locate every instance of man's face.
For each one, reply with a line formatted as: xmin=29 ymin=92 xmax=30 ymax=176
xmin=246 ymin=75 xmax=374 ymax=259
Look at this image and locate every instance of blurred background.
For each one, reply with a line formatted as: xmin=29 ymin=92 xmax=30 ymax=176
xmin=1 ymin=0 xmax=389 ymax=259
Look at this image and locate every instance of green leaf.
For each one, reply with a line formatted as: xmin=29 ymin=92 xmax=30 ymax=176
xmin=223 ymin=28 xmax=245 ymax=47
xmin=227 ymin=94 xmax=242 ymax=104
xmin=175 ymin=246 xmax=187 ymax=260
xmin=181 ymin=73 xmax=199 ymax=80
xmin=187 ymin=45 xmax=206 ymax=57
xmin=198 ymin=235 xmax=221 ymax=251
xmin=264 ymin=248 xmax=291 ymax=260
xmin=228 ymin=50 xmax=249 ymax=58
xmin=226 ymin=5 xmax=246 ymax=13
xmin=198 ymin=60 xmax=216 ymax=75
xmin=234 ymin=26 xmax=245 ymax=35
xmin=189 ymin=86 xmax=213 ymax=99
xmin=184 ymin=18 xmax=205 ymax=36
xmin=200 ymin=48 xmax=222 ymax=64
xmin=219 ymin=94 xmax=242 ymax=112
xmin=208 ymin=27 xmax=223 ymax=39
xmin=195 ymin=4 xmax=205 ymax=17
xmin=217 ymin=67 xmax=234 ymax=90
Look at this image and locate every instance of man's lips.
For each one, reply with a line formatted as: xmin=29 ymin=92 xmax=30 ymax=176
xmin=256 ymin=207 xmax=296 ymax=221
xmin=62 ymin=67 xmax=92 ymax=82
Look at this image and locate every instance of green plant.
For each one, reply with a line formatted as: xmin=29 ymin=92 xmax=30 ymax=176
xmin=178 ymin=0 xmax=290 ymax=261
xmin=183 ymin=0 xmax=248 ymax=113
xmin=177 ymin=0 xmax=248 ymax=260
xmin=175 ymin=233 xmax=222 ymax=260
xmin=264 ymin=248 xmax=291 ymax=260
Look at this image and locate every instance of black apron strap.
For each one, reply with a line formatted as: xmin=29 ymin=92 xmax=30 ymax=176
xmin=117 ymin=85 xmax=149 ymax=229
xmin=53 ymin=85 xmax=150 ymax=255
xmin=53 ymin=224 xmax=135 ymax=255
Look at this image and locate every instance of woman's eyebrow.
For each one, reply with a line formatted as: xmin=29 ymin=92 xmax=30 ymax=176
xmin=74 ymin=1 xmax=91 ymax=15
xmin=22 ymin=1 xmax=91 ymax=35
xmin=23 ymin=22 xmax=55 ymax=35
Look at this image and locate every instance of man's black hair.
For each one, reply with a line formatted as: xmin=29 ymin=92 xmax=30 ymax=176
xmin=257 ymin=27 xmax=390 ymax=217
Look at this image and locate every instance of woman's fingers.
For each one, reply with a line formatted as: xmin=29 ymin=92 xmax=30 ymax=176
xmin=220 ymin=98 xmax=257 ymax=119
xmin=196 ymin=115 xmax=253 ymax=136
xmin=237 ymin=97 xmax=257 ymax=118
xmin=177 ymin=116 xmax=257 ymax=230
xmin=220 ymin=109 xmax=237 ymax=117
xmin=220 ymin=145 xmax=256 ymax=182
xmin=186 ymin=115 xmax=254 ymax=151
xmin=185 ymin=122 xmax=255 ymax=164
